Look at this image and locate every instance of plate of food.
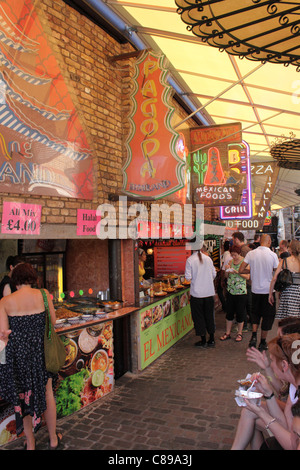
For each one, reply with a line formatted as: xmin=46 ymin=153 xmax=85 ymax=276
xmin=235 ymin=390 xmax=263 ymax=407
xmin=164 ymin=287 xmax=176 ymax=293
xmin=62 ymin=339 xmax=77 ymax=369
xmin=154 ymin=291 xmax=167 ymax=297
xmin=91 ymin=349 xmax=109 ymax=373
xmin=141 ymin=309 xmax=152 ymax=330
xmin=152 ymin=305 xmax=163 ymax=323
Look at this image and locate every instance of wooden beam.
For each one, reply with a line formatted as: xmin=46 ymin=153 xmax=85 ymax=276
xmin=108 ymin=50 xmax=147 ymax=63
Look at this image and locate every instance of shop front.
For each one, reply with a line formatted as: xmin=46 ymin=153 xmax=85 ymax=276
xmin=0 ymin=236 xmax=138 ymax=445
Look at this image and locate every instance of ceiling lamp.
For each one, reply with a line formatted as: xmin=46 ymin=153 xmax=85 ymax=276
xmin=270 ymin=138 xmax=300 ymax=169
xmin=175 ymin=0 xmax=300 ymax=70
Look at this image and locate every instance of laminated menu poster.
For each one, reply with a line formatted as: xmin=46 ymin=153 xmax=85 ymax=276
xmin=139 ymin=290 xmax=193 ymax=370
xmin=55 ymin=322 xmax=114 ymax=419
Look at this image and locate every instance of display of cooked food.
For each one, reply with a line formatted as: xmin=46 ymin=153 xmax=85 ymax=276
xmin=164 ymin=287 xmax=175 ymax=293
xmin=154 ymin=291 xmax=167 ymax=297
xmin=153 ymin=283 xmax=163 ymax=292
xmin=55 ymin=307 xmax=80 ymax=320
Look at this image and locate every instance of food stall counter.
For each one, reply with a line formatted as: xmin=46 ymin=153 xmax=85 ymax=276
xmin=0 ymin=303 xmax=139 ymax=447
xmin=131 ymin=285 xmax=193 ymax=372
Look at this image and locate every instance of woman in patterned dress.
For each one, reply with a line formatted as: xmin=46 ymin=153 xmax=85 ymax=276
xmin=269 ymin=240 xmax=300 ymax=320
xmin=220 ymin=245 xmax=250 ymax=342
xmin=0 ymin=263 xmax=62 ymax=450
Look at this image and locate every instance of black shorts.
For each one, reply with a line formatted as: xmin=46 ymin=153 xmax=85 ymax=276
xmin=251 ymin=293 xmax=276 ymax=331
xmin=226 ymin=292 xmax=247 ymax=323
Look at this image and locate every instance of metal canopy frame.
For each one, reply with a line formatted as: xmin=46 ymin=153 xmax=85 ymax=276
xmin=81 ymin=0 xmax=300 ymax=208
xmin=175 ymin=0 xmax=300 ymax=70
xmin=271 ymin=138 xmax=300 ymax=169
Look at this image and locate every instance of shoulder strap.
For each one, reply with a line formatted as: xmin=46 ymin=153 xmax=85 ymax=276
xmin=40 ymin=289 xmax=51 ymax=340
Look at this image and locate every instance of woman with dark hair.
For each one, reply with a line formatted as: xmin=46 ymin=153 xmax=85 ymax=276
xmin=185 ymin=245 xmax=216 ymax=348
xmin=0 ymin=263 xmax=62 ymax=450
xmin=220 ymin=245 xmax=250 ymax=342
xmin=0 ymin=255 xmax=24 ymax=299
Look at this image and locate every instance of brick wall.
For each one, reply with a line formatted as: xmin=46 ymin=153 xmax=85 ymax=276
xmin=0 ymin=0 xmax=216 ymax=235
xmin=0 ymin=0 xmax=131 ymax=232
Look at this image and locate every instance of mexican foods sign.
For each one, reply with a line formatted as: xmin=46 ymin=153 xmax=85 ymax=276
xmin=122 ymin=50 xmax=185 ymax=200
xmin=191 ymin=123 xmax=248 ymax=206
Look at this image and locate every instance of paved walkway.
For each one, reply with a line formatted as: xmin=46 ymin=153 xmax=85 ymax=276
xmin=2 ymin=309 xmax=278 ymax=451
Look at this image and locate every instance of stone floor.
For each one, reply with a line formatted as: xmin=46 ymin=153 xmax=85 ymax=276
xmin=2 ymin=309 xmax=278 ymax=452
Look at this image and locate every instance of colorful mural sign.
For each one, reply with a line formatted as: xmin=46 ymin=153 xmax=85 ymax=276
xmin=139 ymin=290 xmax=193 ymax=370
xmin=191 ymin=123 xmax=247 ymax=206
xmin=122 ymin=50 xmax=186 ymax=200
xmin=0 ymin=1 xmax=94 ymax=199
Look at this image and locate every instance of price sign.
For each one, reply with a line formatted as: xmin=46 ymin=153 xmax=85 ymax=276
xmin=1 ymin=202 xmax=41 ymax=235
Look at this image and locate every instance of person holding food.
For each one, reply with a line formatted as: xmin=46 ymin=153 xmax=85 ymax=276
xmin=0 ymin=263 xmax=62 ymax=450
xmin=231 ymin=333 xmax=300 ymax=450
xmin=185 ymin=245 xmax=216 ymax=348
xmin=220 ymin=245 xmax=250 ymax=343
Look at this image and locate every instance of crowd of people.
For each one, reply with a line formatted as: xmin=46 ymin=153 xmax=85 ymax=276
xmin=185 ymin=232 xmax=300 ymax=450
xmin=185 ymin=233 xmax=300 ymax=350
xmin=0 ymin=257 xmax=62 ymax=450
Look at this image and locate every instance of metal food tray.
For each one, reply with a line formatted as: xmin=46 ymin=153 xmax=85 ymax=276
xmin=102 ymin=301 xmax=122 ymax=310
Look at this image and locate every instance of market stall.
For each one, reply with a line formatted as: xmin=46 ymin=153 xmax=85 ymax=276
xmin=0 ymin=298 xmax=139 ymax=446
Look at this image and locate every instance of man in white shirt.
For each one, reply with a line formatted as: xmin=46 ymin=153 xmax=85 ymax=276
xmin=239 ymin=234 xmax=279 ymax=350
xmin=185 ymin=247 xmax=216 ymax=348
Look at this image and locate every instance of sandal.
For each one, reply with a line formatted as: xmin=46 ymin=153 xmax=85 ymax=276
xmin=220 ymin=333 xmax=231 ymax=341
xmin=48 ymin=433 xmax=63 ymax=450
xmin=235 ymin=333 xmax=243 ymax=342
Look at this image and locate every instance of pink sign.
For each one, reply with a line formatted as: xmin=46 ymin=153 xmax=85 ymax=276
xmin=77 ymin=209 xmax=101 ymax=236
xmin=1 ymin=202 xmax=41 ymax=235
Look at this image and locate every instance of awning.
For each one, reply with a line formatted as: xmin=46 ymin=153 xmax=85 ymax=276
xmin=82 ymin=0 xmax=300 ymax=209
